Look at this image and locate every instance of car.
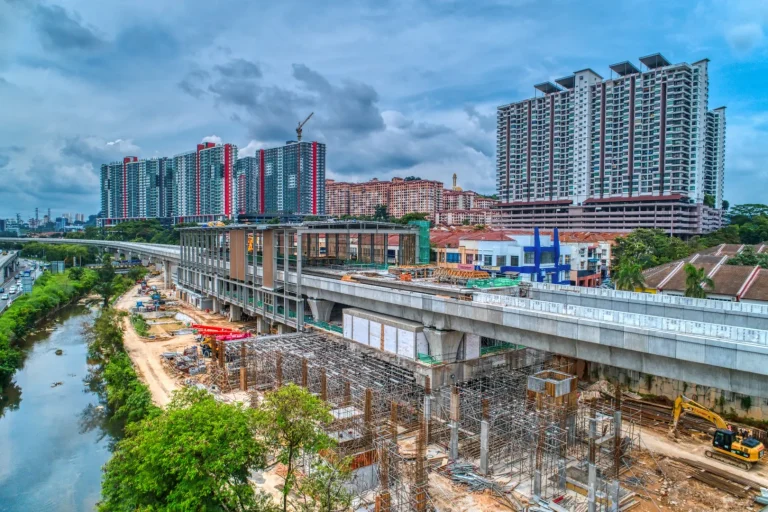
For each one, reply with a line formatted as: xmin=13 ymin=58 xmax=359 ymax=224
xmin=0 ymin=287 xmax=4 ymax=293
xmin=1 ymin=294 xmax=8 ymax=300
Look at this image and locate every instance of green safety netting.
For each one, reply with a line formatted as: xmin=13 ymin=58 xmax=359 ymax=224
xmin=466 ymin=277 xmax=521 ymax=288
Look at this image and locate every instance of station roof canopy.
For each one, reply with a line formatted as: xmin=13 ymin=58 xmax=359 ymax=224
xmin=180 ymin=220 xmax=419 ymax=235
xmin=609 ymin=61 xmax=640 ymax=76
xmin=534 ymin=81 xmax=562 ymax=94
xmin=554 ymin=76 xmax=575 ymax=89
xmin=639 ymin=53 xmax=670 ymax=69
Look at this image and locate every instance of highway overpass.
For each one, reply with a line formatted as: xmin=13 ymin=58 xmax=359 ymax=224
xmin=7 ymin=236 xmax=768 ymax=397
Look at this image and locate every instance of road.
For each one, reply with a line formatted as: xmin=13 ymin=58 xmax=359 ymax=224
xmin=0 ymin=259 xmax=42 ymax=314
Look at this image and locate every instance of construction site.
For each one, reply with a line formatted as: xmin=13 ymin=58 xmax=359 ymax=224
xmin=121 ymin=269 xmax=768 ymax=511
xmin=124 ymin=219 xmax=768 ymax=510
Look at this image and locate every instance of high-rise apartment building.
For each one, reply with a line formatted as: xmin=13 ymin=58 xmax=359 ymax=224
xmin=246 ymin=141 xmax=326 ymax=216
xmin=494 ymin=53 xmax=725 ymax=234
xmin=234 ymin=156 xmax=260 ymax=215
xmin=99 ymin=139 xmax=326 ymax=225
xmin=172 ymin=142 xmax=238 ymax=218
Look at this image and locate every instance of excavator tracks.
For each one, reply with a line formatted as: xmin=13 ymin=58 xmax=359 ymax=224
xmin=705 ymin=449 xmax=752 ymax=471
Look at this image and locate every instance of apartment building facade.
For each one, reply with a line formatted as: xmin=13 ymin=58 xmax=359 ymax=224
xmin=248 ymin=141 xmax=326 ymax=216
xmin=495 ymin=53 xmax=725 ymax=235
xmin=443 ymin=190 xmax=498 ymax=210
xmin=325 ymin=177 xmax=443 ymax=219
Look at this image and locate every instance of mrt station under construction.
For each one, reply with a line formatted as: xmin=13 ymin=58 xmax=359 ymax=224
xmin=205 ymin=331 xmax=640 ymax=511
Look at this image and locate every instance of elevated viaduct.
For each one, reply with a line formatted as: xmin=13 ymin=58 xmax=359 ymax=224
xmin=6 ymin=232 xmax=768 ymax=397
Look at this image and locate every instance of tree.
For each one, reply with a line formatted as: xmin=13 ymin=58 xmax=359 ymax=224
xmin=704 ymin=194 xmax=716 ymax=208
xmin=67 ymin=266 xmax=85 ymax=280
xmin=95 ymin=254 xmax=116 ymax=307
xmin=728 ymin=246 xmax=768 ymax=269
xmin=462 ymin=218 xmax=470 ymax=226
xmin=613 ymin=260 xmax=646 ymax=291
xmin=99 ymin=387 xmax=267 ymax=512
xmin=373 ymin=204 xmax=389 ymax=221
xmin=403 ymin=176 xmax=421 ymax=181
xmin=294 ymin=454 xmax=354 ymax=512
xmin=683 ymin=263 xmax=714 ymax=298
xmin=257 ymin=384 xmax=334 ymax=512
xmin=722 ymin=200 xmax=730 ymax=211
xmin=612 ymin=229 xmax=689 ymax=270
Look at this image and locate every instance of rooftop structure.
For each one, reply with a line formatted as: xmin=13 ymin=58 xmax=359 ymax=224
xmin=177 ymin=221 xmax=420 ymax=331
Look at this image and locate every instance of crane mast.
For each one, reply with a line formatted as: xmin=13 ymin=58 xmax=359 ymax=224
xmin=296 ymin=112 xmax=314 ymax=142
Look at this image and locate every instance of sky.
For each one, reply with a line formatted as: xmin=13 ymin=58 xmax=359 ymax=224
xmin=1 ymin=0 xmax=767 ymax=219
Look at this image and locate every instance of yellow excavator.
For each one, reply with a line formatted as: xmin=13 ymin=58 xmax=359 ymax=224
xmin=671 ymin=395 xmax=765 ymax=470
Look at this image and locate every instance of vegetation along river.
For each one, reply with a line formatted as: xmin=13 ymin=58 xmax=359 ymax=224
xmin=0 ymin=305 xmax=116 ymax=512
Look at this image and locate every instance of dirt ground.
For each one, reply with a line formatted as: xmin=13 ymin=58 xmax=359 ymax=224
xmin=115 ymin=276 xmax=256 ymax=407
xmin=116 ymin=287 xmax=187 ymax=406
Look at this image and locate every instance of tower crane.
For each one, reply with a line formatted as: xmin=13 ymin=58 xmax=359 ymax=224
xmin=296 ymin=112 xmax=314 ymax=142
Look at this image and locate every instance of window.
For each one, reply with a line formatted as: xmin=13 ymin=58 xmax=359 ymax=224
xmin=446 ymin=253 xmax=460 ymax=263
xmin=483 ymin=255 xmax=493 ymax=266
xmin=524 ymin=252 xmax=535 ymax=265
xmin=509 ymin=255 xmax=520 ymax=266
xmin=496 ymin=255 xmax=507 ymax=266
xmin=541 ymin=252 xmax=554 ymax=264
xmin=465 ymin=254 xmax=474 ymax=264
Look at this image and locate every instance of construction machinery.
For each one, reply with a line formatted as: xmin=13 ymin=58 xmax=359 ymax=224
xmin=671 ymin=395 xmax=765 ymax=470
xmin=296 ymin=112 xmax=314 ymax=142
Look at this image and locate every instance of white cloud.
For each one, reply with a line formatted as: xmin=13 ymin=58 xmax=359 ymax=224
xmin=238 ymin=140 xmax=269 ymax=157
xmin=725 ymin=23 xmax=764 ymax=53
xmin=201 ymin=134 xmax=222 ymax=145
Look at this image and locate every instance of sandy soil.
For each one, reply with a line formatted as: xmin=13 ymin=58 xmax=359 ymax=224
xmin=115 ymin=276 xmax=257 ymax=407
xmin=115 ymin=279 xmax=195 ymax=407
xmin=639 ymin=426 xmax=768 ymax=487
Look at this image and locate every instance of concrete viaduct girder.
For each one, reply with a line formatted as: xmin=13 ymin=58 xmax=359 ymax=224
xmin=301 ymin=274 xmax=768 ymax=398
xmin=9 ymin=238 xmax=768 ymax=397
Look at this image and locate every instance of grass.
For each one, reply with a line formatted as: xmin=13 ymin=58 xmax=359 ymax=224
xmin=131 ymin=314 xmax=150 ymax=337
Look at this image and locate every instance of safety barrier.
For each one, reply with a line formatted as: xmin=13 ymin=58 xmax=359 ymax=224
xmin=529 ymin=282 xmax=768 ymax=316
xmin=473 ymin=292 xmax=768 ymax=346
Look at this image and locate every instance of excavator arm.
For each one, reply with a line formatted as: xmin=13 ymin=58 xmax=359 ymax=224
xmin=672 ymin=395 xmax=729 ymax=431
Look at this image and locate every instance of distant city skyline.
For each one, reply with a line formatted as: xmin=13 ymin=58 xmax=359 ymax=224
xmin=1 ymin=0 xmax=767 ymax=217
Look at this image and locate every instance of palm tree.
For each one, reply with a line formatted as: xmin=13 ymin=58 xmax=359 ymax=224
xmin=683 ymin=263 xmax=714 ymax=298
xmin=613 ymin=261 xmax=645 ymax=291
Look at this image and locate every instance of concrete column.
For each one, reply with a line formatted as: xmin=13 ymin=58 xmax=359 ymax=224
xmin=229 ymin=305 xmax=242 ymax=322
xmin=277 ymin=323 xmax=292 ymax=335
xmin=163 ymin=260 xmax=172 ymax=288
xmin=609 ymin=480 xmax=620 ymax=512
xmin=211 ymin=298 xmax=220 ymax=314
xmin=307 ymin=298 xmax=334 ymax=323
xmin=588 ymin=463 xmax=597 ymax=512
xmin=449 ymin=386 xmax=459 ymax=460
xmin=256 ymin=316 xmax=268 ymax=335
xmin=479 ymin=420 xmax=489 ymax=475
xmin=424 ymin=328 xmax=465 ymax=362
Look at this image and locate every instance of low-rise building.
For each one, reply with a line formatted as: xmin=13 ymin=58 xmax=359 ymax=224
xmin=434 ymin=209 xmax=494 ymax=227
xmin=558 ymin=232 xmax=624 ymax=287
xmin=432 ymin=228 xmax=571 ymax=284
xmin=642 ymin=243 xmax=768 ymax=303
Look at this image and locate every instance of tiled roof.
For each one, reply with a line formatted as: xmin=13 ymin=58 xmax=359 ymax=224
xmin=709 ymin=265 xmax=755 ymax=297
xmin=741 ymin=269 xmax=768 ymax=301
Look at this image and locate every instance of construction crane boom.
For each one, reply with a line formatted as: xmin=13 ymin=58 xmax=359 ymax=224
xmin=296 ymin=112 xmax=314 ymax=142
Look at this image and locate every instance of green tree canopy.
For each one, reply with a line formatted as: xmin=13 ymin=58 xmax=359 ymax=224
xmin=257 ymin=384 xmax=334 ymax=512
xmin=611 ymin=229 xmax=690 ymax=270
xmin=728 ymin=246 xmax=768 ymax=269
xmin=613 ymin=260 xmax=646 ymax=291
xmin=683 ymin=263 xmax=714 ymax=298
xmin=99 ymin=387 xmax=267 ymax=512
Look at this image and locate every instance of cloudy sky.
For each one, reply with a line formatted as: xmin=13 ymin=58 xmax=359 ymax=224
xmin=1 ymin=0 xmax=767 ymax=219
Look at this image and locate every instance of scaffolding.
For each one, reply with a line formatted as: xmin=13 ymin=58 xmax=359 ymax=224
xmin=205 ymin=333 xmax=638 ymax=511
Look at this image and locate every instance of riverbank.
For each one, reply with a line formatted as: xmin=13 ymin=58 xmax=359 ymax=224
xmin=0 ymin=306 xmax=113 ymax=512
xmin=0 ymin=269 xmax=97 ymax=384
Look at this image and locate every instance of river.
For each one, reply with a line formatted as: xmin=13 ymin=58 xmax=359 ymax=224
xmin=0 ymin=305 xmax=116 ymax=512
